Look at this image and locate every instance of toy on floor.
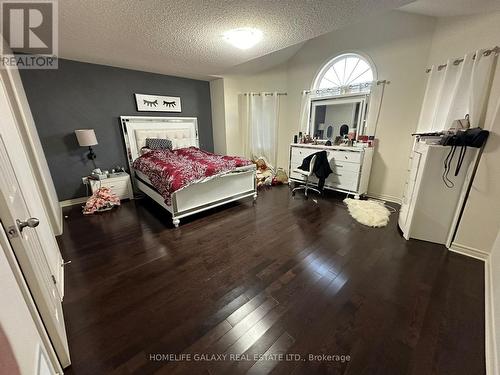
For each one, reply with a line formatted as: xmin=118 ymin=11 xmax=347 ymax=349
xmin=83 ymin=187 xmax=120 ymax=214
xmin=253 ymin=157 xmax=288 ymax=188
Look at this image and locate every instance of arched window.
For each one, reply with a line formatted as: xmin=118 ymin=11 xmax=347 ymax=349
xmin=314 ymin=53 xmax=375 ymax=89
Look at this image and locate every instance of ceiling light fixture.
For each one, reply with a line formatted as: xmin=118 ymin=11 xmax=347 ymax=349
xmin=223 ymin=28 xmax=263 ymax=50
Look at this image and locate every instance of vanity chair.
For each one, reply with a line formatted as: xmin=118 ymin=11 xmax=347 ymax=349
xmin=291 ymin=155 xmax=321 ymax=199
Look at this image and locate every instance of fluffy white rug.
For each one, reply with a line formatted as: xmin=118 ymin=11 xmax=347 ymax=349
xmin=343 ymin=198 xmax=390 ymax=227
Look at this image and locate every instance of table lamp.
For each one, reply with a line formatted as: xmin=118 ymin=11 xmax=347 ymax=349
xmin=75 ymin=129 xmax=98 ymax=169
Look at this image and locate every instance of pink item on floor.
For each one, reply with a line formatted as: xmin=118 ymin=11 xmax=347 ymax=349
xmin=83 ymin=186 xmax=120 ymax=214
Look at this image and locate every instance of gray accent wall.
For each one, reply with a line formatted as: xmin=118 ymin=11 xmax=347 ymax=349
xmin=19 ymin=59 xmax=213 ymax=201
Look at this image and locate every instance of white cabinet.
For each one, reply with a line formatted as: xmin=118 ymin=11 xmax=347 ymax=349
xmin=88 ymin=173 xmax=134 ymax=200
xmin=288 ymin=144 xmax=373 ymax=198
xmin=398 ymin=140 xmax=478 ymax=246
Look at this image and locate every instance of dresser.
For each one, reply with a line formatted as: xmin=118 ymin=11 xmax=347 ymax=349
xmin=289 ymin=144 xmax=373 ymax=198
xmin=398 ymin=140 xmax=478 ymax=246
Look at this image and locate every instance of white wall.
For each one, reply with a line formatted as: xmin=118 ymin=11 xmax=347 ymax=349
xmin=427 ymin=12 xmax=500 ymax=255
xmin=209 ymin=78 xmax=227 ymax=154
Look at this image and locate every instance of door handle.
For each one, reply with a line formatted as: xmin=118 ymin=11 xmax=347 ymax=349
xmin=16 ymin=217 xmax=40 ymax=233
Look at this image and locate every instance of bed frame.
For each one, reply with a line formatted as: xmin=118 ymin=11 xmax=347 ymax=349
xmin=120 ymin=116 xmax=257 ymax=227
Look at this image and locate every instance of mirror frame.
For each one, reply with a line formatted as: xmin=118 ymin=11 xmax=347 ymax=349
xmin=309 ymin=94 xmax=369 ymax=141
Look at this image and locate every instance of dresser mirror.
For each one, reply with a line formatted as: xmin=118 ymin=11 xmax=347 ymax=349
xmin=310 ymin=95 xmax=369 ymax=141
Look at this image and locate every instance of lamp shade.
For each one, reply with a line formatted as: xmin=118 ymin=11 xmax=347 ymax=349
xmin=75 ymin=129 xmax=98 ymax=147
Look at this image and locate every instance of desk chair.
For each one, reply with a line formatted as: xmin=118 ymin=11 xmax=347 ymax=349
xmin=291 ymin=155 xmax=321 ymax=199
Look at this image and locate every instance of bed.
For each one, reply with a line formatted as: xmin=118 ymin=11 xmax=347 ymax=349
xmin=121 ymin=116 xmax=257 ymax=227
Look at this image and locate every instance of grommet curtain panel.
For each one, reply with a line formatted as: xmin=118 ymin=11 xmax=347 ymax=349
xmin=238 ymin=93 xmax=281 ymax=168
xmin=416 ymin=49 xmax=496 ymax=133
xmin=299 ymin=91 xmax=311 ymax=134
xmin=364 ymin=82 xmax=384 ymax=137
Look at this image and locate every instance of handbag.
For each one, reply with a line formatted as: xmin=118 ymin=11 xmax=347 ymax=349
xmin=449 ymin=114 xmax=470 ymax=132
xmin=439 ymin=128 xmax=489 ymax=148
xmin=440 ymin=128 xmax=489 ymax=188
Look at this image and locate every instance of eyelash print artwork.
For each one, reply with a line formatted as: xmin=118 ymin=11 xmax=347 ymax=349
xmin=135 ymin=94 xmax=182 ymax=112
xmin=143 ymin=99 xmax=158 ymax=107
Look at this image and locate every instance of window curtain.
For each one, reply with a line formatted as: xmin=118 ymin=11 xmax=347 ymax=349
xmin=364 ymin=82 xmax=385 ymax=136
xmin=238 ymin=93 xmax=280 ymax=168
xmin=416 ymin=49 xmax=496 ymax=133
xmin=299 ymin=91 xmax=311 ymax=134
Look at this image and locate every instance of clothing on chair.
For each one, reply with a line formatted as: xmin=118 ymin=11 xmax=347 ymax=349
xmin=298 ymin=151 xmax=333 ymax=190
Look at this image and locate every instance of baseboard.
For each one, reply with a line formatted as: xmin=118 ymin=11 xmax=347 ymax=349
xmin=485 ymin=256 xmax=499 ymax=375
xmin=449 ymin=242 xmax=489 ymax=261
xmin=366 ymin=192 xmax=402 ymax=205
xmin=59 ymin=197 xmax=87 ymax=208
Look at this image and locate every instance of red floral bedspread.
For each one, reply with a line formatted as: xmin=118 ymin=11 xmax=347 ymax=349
xmin=132 ymin=147 xmax=253 ymax=205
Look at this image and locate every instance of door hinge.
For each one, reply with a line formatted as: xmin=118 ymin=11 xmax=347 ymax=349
xmin=51 ymin=275 xmax=57 ymax=285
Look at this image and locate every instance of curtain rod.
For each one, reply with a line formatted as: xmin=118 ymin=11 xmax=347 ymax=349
xmin=302 ymin=80 xmax=390 ymax=94
xmin=425 ymin=46 xmax=499 ymax=73
xmin=240 ymin=92 xmax=287 ymax=96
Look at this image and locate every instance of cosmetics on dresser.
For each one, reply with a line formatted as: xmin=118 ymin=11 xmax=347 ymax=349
xmin=368 ymin=135 xmax=375 ymax=147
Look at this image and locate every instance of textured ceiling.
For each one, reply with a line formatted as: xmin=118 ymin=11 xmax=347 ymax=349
xmin=59 ymin=0 xmax=413 ymax=80
xmin=400 ymin=0 xmax=500 ymax=17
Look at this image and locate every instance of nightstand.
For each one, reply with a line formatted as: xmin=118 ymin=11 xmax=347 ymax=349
xmin=87 ymin=172 xmax=134 ymax=200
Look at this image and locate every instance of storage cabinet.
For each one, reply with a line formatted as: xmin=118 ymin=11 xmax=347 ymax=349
xmin=288 ymin=144 xmax=373 ymax=198
xmin=398 ymin=140 xmax=478 ymax=246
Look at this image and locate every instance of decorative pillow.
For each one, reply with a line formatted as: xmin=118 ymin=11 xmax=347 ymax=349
xmin=146 ymin=138 xmax=172 ymax=150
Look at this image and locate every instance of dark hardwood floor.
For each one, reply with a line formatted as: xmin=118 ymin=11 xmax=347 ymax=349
xmin=58 ymin=186 xmax=485 ymax=375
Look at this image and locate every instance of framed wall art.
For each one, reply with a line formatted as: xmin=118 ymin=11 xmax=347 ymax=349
xmin=135 ymin=93 xmax=182 ymax=112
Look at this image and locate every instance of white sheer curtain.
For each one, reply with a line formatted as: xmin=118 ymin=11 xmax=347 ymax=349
xmin=238 ymin=93 xmax=280 ymax=167
xmin=416 ymin=49 xmax=496 ymax=133
xmin=364 ymin=82 xmax=385 ymax=136
xmin=298 ymin=91 xmax=311 ymax=134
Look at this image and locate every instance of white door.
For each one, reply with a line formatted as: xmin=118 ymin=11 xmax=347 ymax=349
xmin=0 ymin=79 xmax=70 ymax=367
xmin=0 ymin=69 xmax=64 ymax=295
xmin=0 ymin=228 xmax=62 ymax=374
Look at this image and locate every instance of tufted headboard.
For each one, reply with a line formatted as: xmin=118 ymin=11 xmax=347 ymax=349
xmin=120 ymin=115 xmax=199 ymax=172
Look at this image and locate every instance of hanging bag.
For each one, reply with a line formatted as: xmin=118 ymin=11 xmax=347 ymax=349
xmin=440 ymin=126 xmax=489 ymax=187
xmin=450 ymin=114 xmax=471 ymax=132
